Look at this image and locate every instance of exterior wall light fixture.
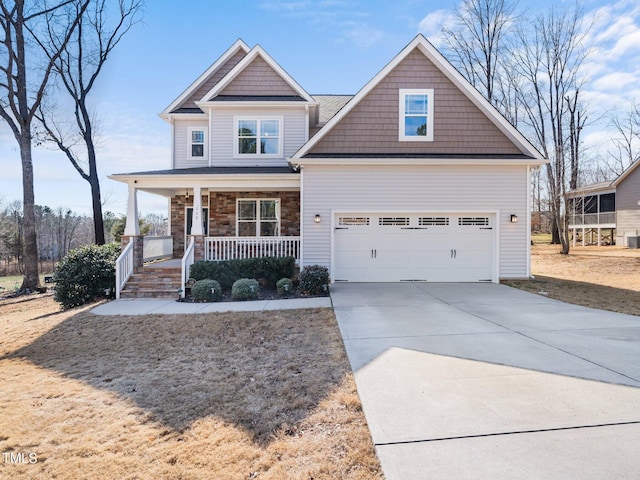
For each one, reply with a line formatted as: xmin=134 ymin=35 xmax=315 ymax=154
xmin=510 ymin=214 xmax=518 ymax=223
xmin=314 ymin=214 xmax=321 ymax=223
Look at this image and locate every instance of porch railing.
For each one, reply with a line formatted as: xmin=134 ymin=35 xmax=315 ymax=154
xmin=115 ymin=241 xmax=134 ymax=299
xmin=568 ymin=212 xmax=616 ymax=226
xmin=180 ymin=237 xmax=195 ymax=298
xmin=143 ymin=236 xmax=173 ymax=262
xmin=204 ymin=236 xmax=300 ymax=263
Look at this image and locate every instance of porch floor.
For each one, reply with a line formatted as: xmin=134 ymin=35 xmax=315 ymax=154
xmin=144 ymin=258 xmax=181 ymax=269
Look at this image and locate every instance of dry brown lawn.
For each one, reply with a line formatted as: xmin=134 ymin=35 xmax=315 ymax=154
xmin=0 ymin=294 xmax=384 ymax=479
xmin=504 ymin=244 xmax=640 ymax=316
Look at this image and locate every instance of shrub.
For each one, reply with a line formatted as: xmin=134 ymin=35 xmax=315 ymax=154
xmin=231 ymin=278 xmax=260 ymax=301
xmin=298 ymin=265 xmax=329 ymax=296
xmin=276 ymin=277 xmax=293 ymax=296
xmin=191 ymin=279 xmax=222 ymax=302
xmin=53 ymin=243 xmax=121 ymax=309
xmin=190 ymin=256 xmax=296 ymax=289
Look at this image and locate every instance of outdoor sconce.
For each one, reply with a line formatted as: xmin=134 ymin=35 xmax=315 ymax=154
xmin=510 ymin=214 xmax=518 ymax=223
xmin=314 ymin=214 xmax=321 ymax=223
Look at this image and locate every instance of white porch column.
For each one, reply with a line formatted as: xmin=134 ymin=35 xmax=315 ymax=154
xmin=191 ymin=186 xmax=204 ymax=236
xmin=124 ymin=183 xmax=140 ymax=236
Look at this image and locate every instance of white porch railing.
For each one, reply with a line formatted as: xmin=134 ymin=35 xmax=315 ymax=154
xmin=181 ymin=237 xmax=195 ymax=298
xmin=569 ymin=212 xmax=616 ymax=226
xmin=204 ymin=236 xmax=300 ymax=263
xmin=143 ymin=236 xmax=173 ymax=262
xmin=115 ymin=241 xmax=134 ymax=299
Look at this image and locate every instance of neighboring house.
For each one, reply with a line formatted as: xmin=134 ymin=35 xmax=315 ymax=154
xmin=109 ymin=35 xmax=547 ymax=298
xmin=567 ymin=160 xmax=640 ymax=247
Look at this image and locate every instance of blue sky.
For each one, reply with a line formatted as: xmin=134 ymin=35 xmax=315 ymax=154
xmin=1 ymin=0 xmax=639 ymax=217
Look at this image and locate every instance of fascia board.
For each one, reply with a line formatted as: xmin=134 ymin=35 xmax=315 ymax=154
xmin=196 ymin=101 xmax=317 ymax=109
xmin=108 ymin=173 xmax=300 ymax=189
xmin=289 ymin=157 xmax=548 ymax=167
xmin=160 ymin=39 xmax=251 ymax=116
xmin=159 ymin=112 xmax=208 ymax=122
xmin=201 ymin=45 xmax=315 ymax=103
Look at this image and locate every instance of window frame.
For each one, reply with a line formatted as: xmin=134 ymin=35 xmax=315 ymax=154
xmin=233 ymin=116 xmax=283 ymax=158
xmin=236 ymin=198 xmax=281 ymax=237
xmin=398 ymin=89 xmax=434 ymax=142
xmin=187 ymin=127 xmax=207 ymax=160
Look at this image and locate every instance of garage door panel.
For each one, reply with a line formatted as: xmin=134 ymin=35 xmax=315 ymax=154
xmin=333 ymin=213 xmax=495 ymax=283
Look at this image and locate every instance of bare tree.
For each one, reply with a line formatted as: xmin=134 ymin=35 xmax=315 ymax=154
xmin=0 ymin=0 xmax=89 ymax=290
xmin=37 ymin=0 xmax=143 ymax=245
xmin=604 ymin=102 xmax=640 ymax=179
xmin=512 ymin=6 xmax=589 ymax=253
xmin=442 ymin=0 xmax=518 ymax=107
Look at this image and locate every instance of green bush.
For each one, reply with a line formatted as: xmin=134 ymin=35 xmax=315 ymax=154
xmin=53 ymin=243 xmax=121 ymax=309
xmin=190 ymin=256 xmax=296 ymax=289
xmin=298 ymin=265 xmax=329 ymax=296
xmin=191 ymin=279 xmax=222 ymax=302
xmin=276 ymin=277 xmax=293 ymax=295
xmin=231 ymin=278 xmax=260 ymax=301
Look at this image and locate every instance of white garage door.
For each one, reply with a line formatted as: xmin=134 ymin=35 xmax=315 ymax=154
xmin=333 ymin=213 xmax=495 ymax=282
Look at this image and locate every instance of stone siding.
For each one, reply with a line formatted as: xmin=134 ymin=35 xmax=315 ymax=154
xmin=170 ymin=191 xmax=300 ymax=256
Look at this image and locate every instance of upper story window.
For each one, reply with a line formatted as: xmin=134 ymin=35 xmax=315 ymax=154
xmin=399 ymin=89 xmax=434 ymax=141
xmin=188 ymin=127 xmax=206 ymax=159
xmin=235 ymin=117 xmax=282 ymax=157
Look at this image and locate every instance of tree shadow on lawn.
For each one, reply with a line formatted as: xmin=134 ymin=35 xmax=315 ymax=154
xmin=4 ymin=308 xmax=348 ymax=445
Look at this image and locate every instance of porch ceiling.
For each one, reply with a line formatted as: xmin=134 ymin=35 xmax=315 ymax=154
xmin=109 ymin=166 xmax=300 ymax=196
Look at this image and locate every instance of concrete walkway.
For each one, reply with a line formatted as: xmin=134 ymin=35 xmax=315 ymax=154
xmin=91 ymin=296 xmax=332 ymax=315
xmin=331 ymin=283 xmax=640 ymax=479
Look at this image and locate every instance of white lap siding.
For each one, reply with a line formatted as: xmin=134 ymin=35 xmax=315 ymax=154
xmin=301 ymin=164 xmax=530 ymax=280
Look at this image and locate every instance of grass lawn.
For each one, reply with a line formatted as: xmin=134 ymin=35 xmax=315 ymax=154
xmin=0 ymin=295 xmax=383 ymax=479
xmin=0 ymin=274 xmax=54 ymax=292
xmin=504 ymin=244 xmax=640 ymax=316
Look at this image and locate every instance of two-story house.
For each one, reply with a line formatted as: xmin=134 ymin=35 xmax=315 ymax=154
xmin=110 ymin=35 xmax=546 ymax=298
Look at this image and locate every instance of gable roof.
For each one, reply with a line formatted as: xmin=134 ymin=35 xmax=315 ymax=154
xmin=198 ymin=44 xmax=315 ymax=104
xmin=291 ymin=34 xmax=545 ymax=164
xmin=160 ymin=39 xmax=250 ymax=118
xmin=612 ymin=158 xmax=640 ymax=187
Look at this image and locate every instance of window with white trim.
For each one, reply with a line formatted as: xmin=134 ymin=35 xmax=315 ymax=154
xmin=235 ymin=118 xmax=282 ymax=157
xmin=188 ymin=127 xmax=206 ymax=159
xmin=399 ymin=89 xmax=434 ymax=141
xmin=237 ymin=199 xmax=280 ymax=236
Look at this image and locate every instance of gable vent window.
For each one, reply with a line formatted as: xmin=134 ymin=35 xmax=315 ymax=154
xmin=419 ymin=217 xmax=449 ymax=226
xmin=379 ymin=217 xmax=410 ymax=226
xmin=458 ymin=217 xmax=490 ymax=226
xmin=399 ymin=89 xmax=434 ymax=142
xmin=339 ymin=217 xmax=370 ymax=226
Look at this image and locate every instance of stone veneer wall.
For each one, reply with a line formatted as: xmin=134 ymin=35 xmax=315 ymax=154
xmin=170 ymin=191 xmax=300 ymax=257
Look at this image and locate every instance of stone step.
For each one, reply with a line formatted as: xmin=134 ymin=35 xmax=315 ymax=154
xmin=121 ymin=267 xmax=185 ymax=299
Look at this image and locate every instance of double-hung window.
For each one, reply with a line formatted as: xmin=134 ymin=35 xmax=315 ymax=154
xmin=188 ymin=127 xmax=206 ymax=159
xmin=235 ymin=118 xmax=282 ymax=157
xmin=237 ymin=199 xmax=280 ymax=237
xmin=399 ymin=89 xmax=434 ymax=141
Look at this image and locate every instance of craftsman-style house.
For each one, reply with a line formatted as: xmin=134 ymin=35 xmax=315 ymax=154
xmin=110 ymin=35 xmax=546 ymax=298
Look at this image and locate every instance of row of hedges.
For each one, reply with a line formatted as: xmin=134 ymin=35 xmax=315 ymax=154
xmin=189 ymin=256 xmax=296 ymax=289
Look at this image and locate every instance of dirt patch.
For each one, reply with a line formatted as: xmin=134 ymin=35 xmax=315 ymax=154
xmin=504 ymin=245 xmax=640 ymax=316
xmin=0 ymin=296 xmax=383 ymax=479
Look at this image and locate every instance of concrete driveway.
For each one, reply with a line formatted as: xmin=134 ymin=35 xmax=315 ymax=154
xmin=331 ymin=283 xmax=640 ymax=479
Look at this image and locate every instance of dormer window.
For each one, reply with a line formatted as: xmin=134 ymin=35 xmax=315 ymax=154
xmin=399 ymin=89 xmax=434 ymax=141
xmin=235 ymin=117 xmax=282 ymax=157
xmin=188 ymin=127 xmax=206 ymax=159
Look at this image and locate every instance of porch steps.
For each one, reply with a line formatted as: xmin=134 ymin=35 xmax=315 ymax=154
xmin=120 ymin=265 xmax=183 ymax=299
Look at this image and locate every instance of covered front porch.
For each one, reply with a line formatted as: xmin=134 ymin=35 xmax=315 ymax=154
xmin=109 ymin=167 xmax=301 ymax=298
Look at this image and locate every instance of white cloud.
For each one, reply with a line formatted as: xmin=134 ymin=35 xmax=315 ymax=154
xmin=417 ymin=9 xmax=456 ymax=47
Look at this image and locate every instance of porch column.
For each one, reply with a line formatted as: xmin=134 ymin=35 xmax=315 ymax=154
xmin=124 ymin=183 xmax=140 ymax=236
xmin=191 ymin=186 xmax=204 ymax=236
